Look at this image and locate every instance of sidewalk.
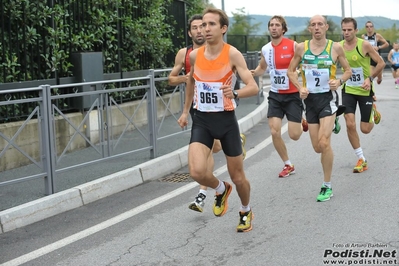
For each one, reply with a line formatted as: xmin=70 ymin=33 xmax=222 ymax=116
xmin=0 ymin=84 xmax=269 ymax=233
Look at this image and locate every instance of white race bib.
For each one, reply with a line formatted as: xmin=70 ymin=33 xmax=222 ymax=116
xmin=195 ymin=81 xmax=224 ymax=112
xmin=346 ymin=67 xmax=365 ymax=86
xmin=303 ymin=64 xmax=330 ymax=93
xmin=270 ymin=69 xmax=289 ymax=90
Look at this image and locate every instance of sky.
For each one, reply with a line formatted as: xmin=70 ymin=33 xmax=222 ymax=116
xmin=209 ymin=0 xmax=399 ymax=21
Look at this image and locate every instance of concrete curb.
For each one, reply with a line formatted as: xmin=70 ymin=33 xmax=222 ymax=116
xmin=0 ymin=98 xmax=268 ymax=234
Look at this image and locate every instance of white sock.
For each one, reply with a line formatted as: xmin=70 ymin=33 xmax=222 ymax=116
xmin=199 ymin=189 xmax=207 ymax=197
xmin=354 ymin=147 xmax=366 ymax=161
xmin=323 ymin=182 xmax=331 ymax=188
xmin=284 ymin=160 xmax=292 ymax=166
xmin=240 ymin=205 xmax=251 ymax=213
xmin=215 ymin=180 xmax=225 ymax=194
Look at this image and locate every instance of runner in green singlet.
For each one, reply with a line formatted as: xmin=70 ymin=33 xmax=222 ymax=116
xmin=287 ymin=15 xmax=352 ymax=202
xmin=340 ymin=17 xmax=385 ymax=173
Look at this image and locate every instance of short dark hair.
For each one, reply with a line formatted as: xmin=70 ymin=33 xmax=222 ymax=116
xmin=268 ymin=15 xmax=288 ymax=34
xmin=365 ymin=20 xmax=374 ymax=27
xmin=341 ymin=17 xmax=357 ymax=29
xmin=188 ymin=14 xmax=203 ymax=31
xmin=202 ymin=7 xmax=229 ymax=28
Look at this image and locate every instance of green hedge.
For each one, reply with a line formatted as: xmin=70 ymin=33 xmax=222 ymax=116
xmin=0 ymin=0 xmax=186 ymax=83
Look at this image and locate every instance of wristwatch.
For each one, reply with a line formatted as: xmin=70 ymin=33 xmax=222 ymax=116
xmin=368 ymin=76 xmax=374 ymax=82
xmin=233 ymin=90 xmax=238 ymax=99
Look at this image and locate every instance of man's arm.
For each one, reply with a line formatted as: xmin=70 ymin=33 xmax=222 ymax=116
xmin=364 ymin=41 xmax=386 ymax=78
xmin=287 ymin=42 xmax=304 ymax=91
xmin=387 ymin=49 xmax=393 ymax=64
xmin=251 ymin=53 xmax=267 ymax=77
xmin=334 ymin=43 xmax=352 ymax=84
xmin=177 ymin=50 xmax=197 ymax=128
xmin=230 ymin=48 xmax=258 ymax=99
xmin=376 ymin=33 xmax=389 ymax=50
xmin=168 ymin=48 xmax=188 ymax=86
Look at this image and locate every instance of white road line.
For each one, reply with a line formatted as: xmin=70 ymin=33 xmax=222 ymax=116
xmin=2 ymin=91 xmax=287 ymax=266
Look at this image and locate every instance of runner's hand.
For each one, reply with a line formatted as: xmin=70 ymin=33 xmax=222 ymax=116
xmin=299 ymin=87 xmax=309 ymax=99
xmin=177 ymin=113 xmax=188 ymax=128
xmin=221 ymin=84 xmax=234 ymax=99
xmin=328 ymin=79 xmax=341 ymax=91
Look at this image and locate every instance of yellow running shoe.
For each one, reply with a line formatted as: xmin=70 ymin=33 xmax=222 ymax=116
xmin=353 ymin=158 xmax=368 ymax=173
xmin=372 ymin=103 xmax=381 ymax=124
xmin=240 ymin=133 xmax=246 ymax=160
xmin=213 ymin=181 xmax=232 ymax=217
xmin=237 ymin=210 xmax=254 ymax=232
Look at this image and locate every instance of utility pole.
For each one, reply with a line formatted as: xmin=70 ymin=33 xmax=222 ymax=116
xmin=222 ymin=0 xmax=227 ymax=42
xmin=341 ymin=0 xmax=345 ymax=18
xmin=350 ymin=0 xmax=352 ymax=17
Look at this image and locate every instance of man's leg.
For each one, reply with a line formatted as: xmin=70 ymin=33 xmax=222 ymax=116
xmin=226 ymin=154 xmax=253 ymax=232
xmin=188 ymin=142 xmax=218 ymax=188
xmin=394 ymin=69 xmax=399 ymax=88
xmin=188 ymin=140 xmax=220 ymax=212
xmin=318 ymin=115 xmax=335 ymax=183
xmin=269 ymin=117 xmax=292 ymax=176
xmin=344 ymin=113 xmax=367 ymax=173
xmin=308 ymin=115 xmax=335 ymax=202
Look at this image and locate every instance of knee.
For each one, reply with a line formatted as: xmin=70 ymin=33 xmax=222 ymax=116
xmin=346 ymin=120 xmax=356 ymax=131
xmin=313 ymin=144 xmax=322 ymax=154
xmin=360 ymin=126 xmax=372 ymax=134
xmin=230 ymin=172 xmax=246 ymax=186
xmin=189 ymin=165 xmax=206 ymax=181
xmin=318 ymin=137 xmax=330 ymax=152
xmin=189 ymin=169 xmax=203 ymax=181
xmin=288 ymin=131 xmax=301 ymax=141
xmin=270 ymin=127 xmax=281 ymax=138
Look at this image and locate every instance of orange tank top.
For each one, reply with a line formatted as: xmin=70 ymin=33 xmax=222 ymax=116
xmin=193 ymin=44 xmax=237 ymax=111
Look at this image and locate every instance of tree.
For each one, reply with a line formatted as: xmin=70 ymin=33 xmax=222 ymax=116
xmin=227 ymin=8 xmax=266 ymax=52
xmin=185 ymin=0 xmax=210 ymax=18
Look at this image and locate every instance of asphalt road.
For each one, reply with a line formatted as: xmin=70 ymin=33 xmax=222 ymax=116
xmin=1 ymin=72 xmax=398 ymax=266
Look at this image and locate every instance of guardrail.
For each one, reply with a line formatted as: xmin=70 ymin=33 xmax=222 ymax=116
xmin=0 ymin=69 xmax=190 ymax=196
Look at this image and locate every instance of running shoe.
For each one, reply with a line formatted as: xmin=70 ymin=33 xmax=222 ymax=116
xmin=240 ymin=133 xmax=246 ymax=160
xmin=213 ymin=181 xmax=232 ymax=217
xmin=372 ymin=103 xmax=381 ymax=124
xmin=353 ymin=158 xmax=368 ymax=173
xmin=332 ymin=117 xmax=341 ymax=134
xmin=316 ymin=186 xmax=333 ymax=202
xmin=279 ymin=164 xmax=295 ymax=178
xmin=302 ymin=118 xmax=308 ymax=132
xmin=188 ymin=192 xmax=206 ymax=212
xmin=237 ymin=210 xmax=254 ymax=233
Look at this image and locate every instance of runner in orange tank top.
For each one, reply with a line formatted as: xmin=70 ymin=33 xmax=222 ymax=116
xmin=168 ymin=14 xmax=247 ymax=214
xmin=177 ymin=8 xmax=258 ymax=233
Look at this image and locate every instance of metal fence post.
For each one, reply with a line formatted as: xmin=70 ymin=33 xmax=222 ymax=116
xmin=147 ymin=69 xmax=157 ymax=159
xmin=40 ymin=85 xmax=55 ymax=195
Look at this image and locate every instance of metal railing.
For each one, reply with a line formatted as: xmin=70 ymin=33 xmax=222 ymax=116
xmin=0 ymin=69 xmax=190 ymax=196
